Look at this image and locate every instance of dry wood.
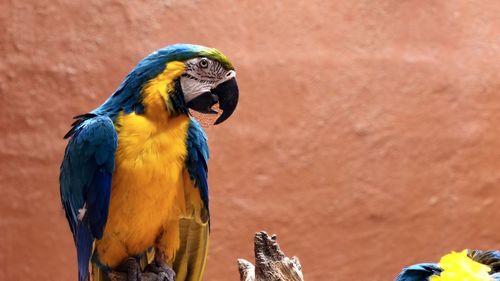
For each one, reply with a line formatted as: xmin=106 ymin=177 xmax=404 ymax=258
xmin=238 ymin=231 xmax=304 ymax=281
xmin=104 ymin=231 xmax=303 ymax=281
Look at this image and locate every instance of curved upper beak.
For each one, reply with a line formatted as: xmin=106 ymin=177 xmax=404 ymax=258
xmin=212 ymin=77 xmax=239 ymax=125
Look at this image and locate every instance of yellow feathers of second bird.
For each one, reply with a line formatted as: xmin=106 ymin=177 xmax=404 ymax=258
xmin=431 ymin=250 xmax=492 ymax=281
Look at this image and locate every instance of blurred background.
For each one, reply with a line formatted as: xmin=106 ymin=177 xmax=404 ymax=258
xmin=1 ymin=0 xmax=500 ymax=280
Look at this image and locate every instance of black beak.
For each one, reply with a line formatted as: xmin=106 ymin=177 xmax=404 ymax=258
xmin=187 ymin=77 xmax=239 ymax=124
xmin=212 ymin=77 xmax=239 ymax=125
xmin=186 ymin=92 xmax=219 ymax=114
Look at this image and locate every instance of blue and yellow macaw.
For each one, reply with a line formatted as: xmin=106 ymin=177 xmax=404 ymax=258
xmin=60 ymin=44 xmax=239 ymax=281
xmin=395 ymin=250 xmax=500 ymax=281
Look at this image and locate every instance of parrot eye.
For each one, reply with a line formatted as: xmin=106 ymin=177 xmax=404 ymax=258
xmin=198 ymin=58 xmax=209 ymax=69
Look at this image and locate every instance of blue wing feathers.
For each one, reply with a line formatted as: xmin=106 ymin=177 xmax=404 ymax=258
xmin=60 ymin=115 xmax=117 ymax=281
xmin=77 ymin=219 xmax=93 ymax=281
xmin=195 ymin=149 xmax=209 ymax=210
xmin=395 ymin=263 xmax=442 ymax=281
xmin=86 ymin=168 xmax=112 ymax=239
xmin=186 ymin=118 xmax=210 ymax=215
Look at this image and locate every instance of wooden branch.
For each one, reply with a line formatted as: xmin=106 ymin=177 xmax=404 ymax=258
xmin=238 ymin=231 xmax=304 ymax=281
xmin=105 ymin=231 xmax=303 ymax=281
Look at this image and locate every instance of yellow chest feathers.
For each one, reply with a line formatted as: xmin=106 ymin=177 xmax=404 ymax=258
xmin=94 ymin=61 xmax=205 ymax=268
xmin=113 ymin=60 xmax=190 ymax=188
xmin=114 ymin=113 xmax=190 ymax=180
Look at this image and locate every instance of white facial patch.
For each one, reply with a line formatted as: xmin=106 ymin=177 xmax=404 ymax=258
xmin=181 ymin=75 xmax=214 ymax=102
xmin=181 ymin=57 xmax=233 ymax=102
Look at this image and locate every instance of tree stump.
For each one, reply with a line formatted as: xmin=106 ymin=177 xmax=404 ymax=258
xmin=238 ymin=231 xmax=304 ymax=281
xmin=105 ymin=231 xmax=303 ymax=281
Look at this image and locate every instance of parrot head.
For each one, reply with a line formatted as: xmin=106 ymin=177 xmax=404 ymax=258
xmin=179 ymin=55 xmax=238 ymax=124
xmin=96 ymin=44 xmax=239 ymax=124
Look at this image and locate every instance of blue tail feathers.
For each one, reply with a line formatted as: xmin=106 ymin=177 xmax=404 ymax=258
xmin=76 ymin=218 xmax=93 ymax=281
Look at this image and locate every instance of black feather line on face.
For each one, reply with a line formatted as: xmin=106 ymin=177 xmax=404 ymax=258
xmin=170 ymin=78 xmax=189 ymax=116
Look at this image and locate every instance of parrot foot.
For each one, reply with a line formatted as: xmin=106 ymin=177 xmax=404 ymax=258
xmin=112 ymin=257 xmax=142 ymax=281
xmin=144 ymin=257 xmax=175 ymax=281
xmin=144 ymin=263 xmax=175 ymax=281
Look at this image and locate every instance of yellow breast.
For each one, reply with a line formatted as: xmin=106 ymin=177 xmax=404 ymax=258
xmin=113 ymin=111 xmax=191 ymax=218
xmin=95 ymin=111 xmax=191 ymax=266
xmin=95 ymin=60 xmax=198 ymax=267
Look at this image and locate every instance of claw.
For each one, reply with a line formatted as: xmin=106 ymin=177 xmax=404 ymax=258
xmin=113 ymin=257 xmax=142 ymax=281
xmin=157 ymin=272 xmax=172 ymax=281
xmin=144 ymin=251 xmax=175 ymax=281
xmin=144 ymin=262 xmax=175 ymax=281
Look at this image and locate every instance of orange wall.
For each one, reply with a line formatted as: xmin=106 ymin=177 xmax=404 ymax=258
xmin=1 ymin=1 xmax=500 ymax=280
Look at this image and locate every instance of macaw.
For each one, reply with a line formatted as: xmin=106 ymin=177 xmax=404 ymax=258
xmin=395 ymin=250 xmax=500 ymax=281
xmin=60 ymin=44 xmax=239 ymax=281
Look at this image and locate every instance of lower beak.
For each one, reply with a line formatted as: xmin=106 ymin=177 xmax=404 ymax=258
xmin=212 ymin=77 xmax=239 ymax=125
